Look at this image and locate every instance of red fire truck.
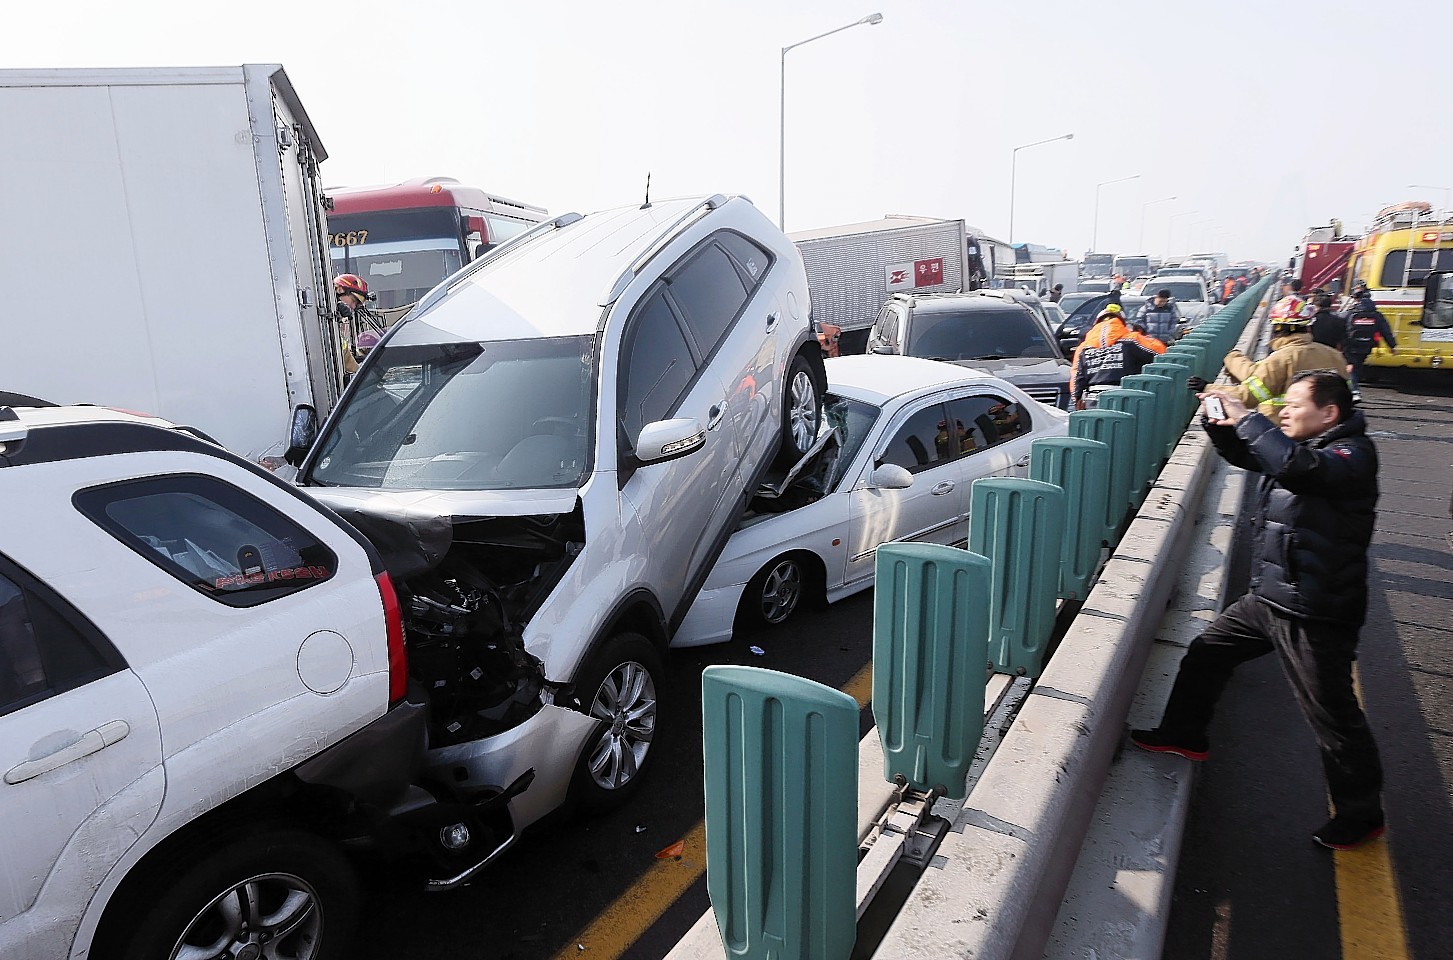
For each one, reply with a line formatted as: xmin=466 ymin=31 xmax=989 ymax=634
xmin=326 ymin=177 xmax=548 ymax=311
xmin=1288 ymin=221 xmax=1359 ymax=294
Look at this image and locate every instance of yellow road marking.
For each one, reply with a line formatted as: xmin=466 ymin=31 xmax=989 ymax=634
xmin=1334 ymin=669 xmax=1410 ymax=960
xmin=551 ymin=662 xmax=874 ymax=960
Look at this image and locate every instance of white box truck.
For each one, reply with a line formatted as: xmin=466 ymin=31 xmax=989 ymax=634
xmin=1 ymin=64 xmax=341 ymax=462
xmin=791 ymin=216 xmax=997 ymax=354
xmin=1009 ymin=260 xmax=1080 ymax=295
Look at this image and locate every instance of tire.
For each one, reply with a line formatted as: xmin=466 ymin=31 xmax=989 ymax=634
xmin=117 ymin=827 xmax=359 ymax=960
xmin=775 ymin=352 xmax=823 ymax=469
xmin=741 ymin=554 xmax=810 ymax=628
xmin=568 ymin=632 xmax=663 ymax=813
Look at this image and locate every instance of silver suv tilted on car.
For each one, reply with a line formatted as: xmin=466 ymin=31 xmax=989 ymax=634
xmin=298 ymin=194 xmax=825 ymax=829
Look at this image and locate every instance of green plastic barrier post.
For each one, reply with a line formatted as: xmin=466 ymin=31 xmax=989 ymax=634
xmin=969 ymin=477 xmax=1066 ymax=677
xmin=702 ymin=665 xmax=859 ymax=960
xmin=1029 ymin=436 xmax=1111 ymax=600
xmin=872 ymin=542 xmax=991 ymax=799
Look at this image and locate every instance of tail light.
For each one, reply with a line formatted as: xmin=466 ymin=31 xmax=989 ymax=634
xmin=375 ymin=572 xmax=409 ymax=703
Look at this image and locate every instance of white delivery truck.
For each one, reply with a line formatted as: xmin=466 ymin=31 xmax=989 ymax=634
xmin=1 ymin=64 xmax=341 ymax=462
xmin=791 ymin=216 xmax=994 ymax=355
xmin=1010 ymin=260 xmax=1080 ymax=295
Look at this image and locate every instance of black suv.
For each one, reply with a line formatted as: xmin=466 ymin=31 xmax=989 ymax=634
xmin=866 ymin=291 xmax=1072 ymax=409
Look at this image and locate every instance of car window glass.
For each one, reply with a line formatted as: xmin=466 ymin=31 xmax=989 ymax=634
xmin=620 ymin=289 xmax=697 ymax=445
xmin=907 ymin=308 xmax=1055 ymax=361
xmin=878 ymin=403 xmax=954 ymax=473
xmin=668 ymin=242 xmax=749 ymax=357
xmin=715 ymin=231 xmax=774 ymax=289
xmin=952 ymin=394 xmax=1030 ymax=448
xmin=0 ymin=567 xmax=116 ymax=717
xmin=74 ymin=475 xmax=338 ymax=608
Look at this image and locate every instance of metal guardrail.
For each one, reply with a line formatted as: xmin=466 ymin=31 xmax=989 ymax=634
xmin=675 ymin=275 xmax=1277 ymax=960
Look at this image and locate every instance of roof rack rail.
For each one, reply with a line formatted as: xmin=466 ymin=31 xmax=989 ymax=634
xmin=601 ymin=194 xmax=730 ymax=306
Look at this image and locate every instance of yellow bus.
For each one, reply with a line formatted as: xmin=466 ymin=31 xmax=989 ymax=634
xmin=1347 ymin=201 xmax=1453 ymax=369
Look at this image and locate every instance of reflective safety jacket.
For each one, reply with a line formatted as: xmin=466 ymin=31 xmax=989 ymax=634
xmin=1222 ymin=334 xmax=1347 ymax=416
xmin=1070 ymin=317 xmax=1167 ymax=407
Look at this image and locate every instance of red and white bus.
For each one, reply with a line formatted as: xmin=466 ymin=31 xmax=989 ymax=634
xmin=326 ymin=176 xmax=548 ymax=310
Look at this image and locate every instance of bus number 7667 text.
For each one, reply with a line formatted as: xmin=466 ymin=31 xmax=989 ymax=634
xmin=329 ymin=230 xmax=369 ymax=247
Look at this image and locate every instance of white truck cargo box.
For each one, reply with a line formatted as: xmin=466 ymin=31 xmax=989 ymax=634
xmin=1 ymin=64 xmax=340 ymax=460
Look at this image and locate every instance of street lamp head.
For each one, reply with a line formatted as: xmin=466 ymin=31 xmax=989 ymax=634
xmin=1064 ymin=133 xmax=1075 ymax=141
xmin=861 ymin=12 xmax=884 ymax=24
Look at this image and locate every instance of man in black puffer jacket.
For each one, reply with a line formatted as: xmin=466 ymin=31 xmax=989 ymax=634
xmin=1132 ymin=371 xmax=1385 ymax=850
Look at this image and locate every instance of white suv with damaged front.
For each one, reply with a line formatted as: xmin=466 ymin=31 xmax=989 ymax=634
xmin=296 ymin=194 xmax=824 ymax=830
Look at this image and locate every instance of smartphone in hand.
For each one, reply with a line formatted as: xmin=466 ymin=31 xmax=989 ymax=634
xmin=1203 ymin=396 xmax=1227 ymax=421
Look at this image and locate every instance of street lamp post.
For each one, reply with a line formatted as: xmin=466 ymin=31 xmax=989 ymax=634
xmin=1139 ymin=196 xmax=1176 ymax=251
xmin=1166 ymin=210 xmax=1196 ymax=258
xmin=1092 ymin=174 xmax=1139 ymax=253
xmin=1009 ymin=132 xmax=1074 ymax=244
xmin=779 ymin=12 xmax=884 ymax=229
xmin=1409 ymin=183 xmax=1452 ymax=210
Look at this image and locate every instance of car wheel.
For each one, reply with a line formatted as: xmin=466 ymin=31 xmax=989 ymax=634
xmin=118 ymin=828 xmax=358 ymax=960
xmin=569 ymin=632 xmax=663 ymax=813
xmin=775 ymin=353 xmax=822 ymax=469
xmin=743 ymin=554 xmax=809 ymax=627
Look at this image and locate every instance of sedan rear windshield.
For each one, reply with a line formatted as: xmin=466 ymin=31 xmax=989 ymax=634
xmin=1153 ymin=282 xmax=1206 ymax=302
xmin=906 ymin=308 xmax=1057 ymax=362
xmin=307 ymin=335 xmax=597 ymax=491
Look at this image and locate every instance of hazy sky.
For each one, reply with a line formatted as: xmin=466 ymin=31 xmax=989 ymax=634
xmin=6 ymin=0 xmax=1448 ymax=264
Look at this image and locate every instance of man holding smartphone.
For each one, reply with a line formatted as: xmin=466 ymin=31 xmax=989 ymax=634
xmin=1132 ymin=372 xmax=1386 ymax=850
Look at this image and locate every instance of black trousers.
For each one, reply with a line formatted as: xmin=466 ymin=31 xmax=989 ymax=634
xmin=1160 ymin=594 xmax=1384 ymax=820
xmin=1346 ymin=348 xmax=1371 ymax=393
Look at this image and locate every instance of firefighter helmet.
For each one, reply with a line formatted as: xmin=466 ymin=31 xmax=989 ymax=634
xmin=334 ymin=274 xmax=368 ymax=299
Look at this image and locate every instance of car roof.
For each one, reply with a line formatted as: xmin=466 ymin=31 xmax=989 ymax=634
xmin=905 ymin=293 xmax=1032 ymax=315
xmin=392 ymin=195 xmax=740 ymax=345
xmin=824 ymin=355 xmax=1001 ymax=406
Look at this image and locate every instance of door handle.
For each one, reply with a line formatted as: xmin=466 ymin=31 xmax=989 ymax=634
xmin=5 ymin=720 xmax=131 ymax=785
xmin=1014 ymin=455 xmax=1031 ymax=468
xmin=707 ymin=403 xmax=726 ymax=430
xmin=931 ymin=480 xmax=955 ymax=496
xmin=766 ymin=312 xmax=780 ymax=334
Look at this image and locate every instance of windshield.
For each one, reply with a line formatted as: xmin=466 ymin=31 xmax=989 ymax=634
xmin=1114 ymin=258 xmax=1150 ymax=276
xmin=1082 ymin=256 xmax=1113 ymax=275
xmin=329 ymin=209 xmax=466 ymax=310
xmin=906 ymin=307 xmax=1057 ymax=361
xmin=1153 ymin=282 xmax=1205 ymax=302
xmin=307 ymin=335 xmax=597 ymax=491
xmin=822 ymin=394 xmax=880 ymax=491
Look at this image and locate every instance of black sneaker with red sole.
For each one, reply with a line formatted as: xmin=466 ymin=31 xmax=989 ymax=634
xmin=1313 ymin=815 xmax=1386 ymax=850
xmin=1129 ymin=728 xmax=1209 ymax=762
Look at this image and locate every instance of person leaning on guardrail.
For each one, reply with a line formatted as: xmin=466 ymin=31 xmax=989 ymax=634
xmin=1131 ymin=372 xmax=1386 ymax=851
xmin=1068 ymin=303 xmax=1166 ymax=409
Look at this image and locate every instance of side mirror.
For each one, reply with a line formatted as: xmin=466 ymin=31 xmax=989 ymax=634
xmin=868 ymin=463 xmax=913 ymax=489
xmin=633 ymin=418 xmax=705 ymax=466
xmin=870 ymin=341 xmax=897 ymax=355
xmin=1058 ymin=336 xmax=1079 ymax=355
xmin=284 ymin=404 xmax=318 ymax=467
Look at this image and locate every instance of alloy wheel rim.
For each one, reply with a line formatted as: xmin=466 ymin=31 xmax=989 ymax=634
xmin=760 ymin=560 xmax=803 ymax=624
xmin=587 ymin=661 xmax=658 ymax=790
xmin=168 ymin=872 xmax=323 ymax=960
xmin=789 ymin=371 xmax=818 ymax=452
